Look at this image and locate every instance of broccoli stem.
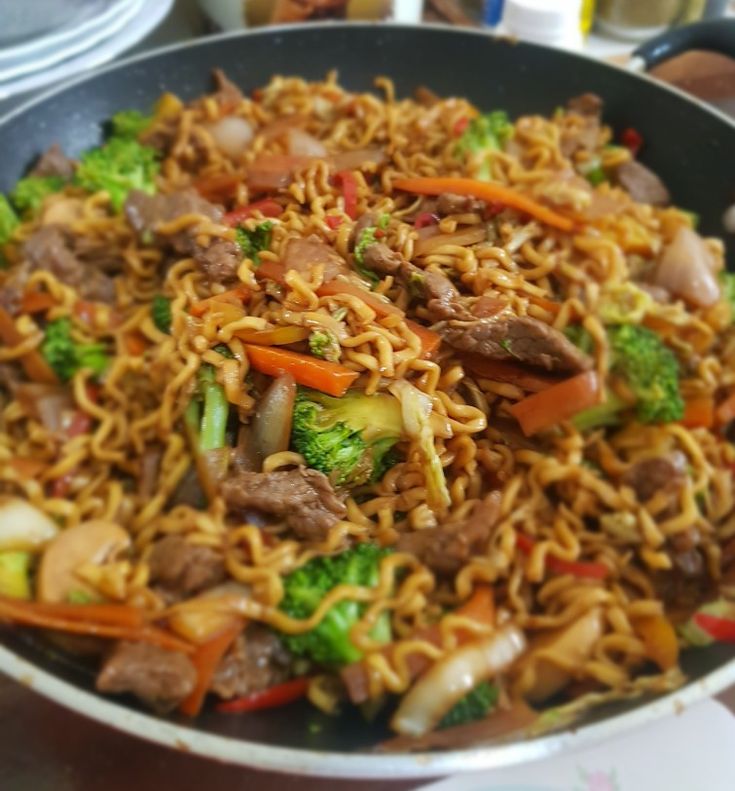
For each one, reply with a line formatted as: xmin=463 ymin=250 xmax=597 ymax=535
xmin=199 ymin=368 xmax=228 ymax=451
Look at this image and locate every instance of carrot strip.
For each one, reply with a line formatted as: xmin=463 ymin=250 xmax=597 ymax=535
xmin=12 ymin=600 xmax=146 ymax=628
xmin=462 ymin=354 xmax=561 ymax=393
xmin=180 ymin=623 xmax=242 ymax=717
xmin=633 ymin=615 xmax=679 ymax=671
xmin=244 ymin=344 xmax=359 ymax=397
xmin=189 ymin=285 xmax=250 ymax=317
xmin=0 ymin=597 xmax=193 ymax=653
xmin=234 ymin=326 xmax=310 ymax=346
xmin=194 ymin=171 xmax=245 ymax=202
xmin=254 ymin=259 xmax=287 ymax=284
xmin=508 ymin=371 xmax=601 ymax=436
xmin=717 ymin=391 xmax=735 ymax=426
xmin=124 ymin=331 xmax=148 ymax=356
xmin=681 ymin=395 xmax=714 ymax=429
xmin=393 ymin=177 xmax=576 ymax=232
xmin=405 ymin=320 xmax=441 ymax=358
xmin=20 ymin=291 xmax=56 ymax=314
xmin=0 ymin=306 xmax=58 ymax=385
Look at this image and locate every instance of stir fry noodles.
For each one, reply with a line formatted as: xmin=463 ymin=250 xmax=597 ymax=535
xmin=1 ymin=71 xmax=734 ymax=744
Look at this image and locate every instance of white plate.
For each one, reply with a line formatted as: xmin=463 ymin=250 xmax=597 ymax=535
xmin=0 ymin=0 xmax=174 ymax=101
xmin=0 ymin=0 xmax=140 ymax=83
xmin=0 ymin=0 xmax=130 ymax=60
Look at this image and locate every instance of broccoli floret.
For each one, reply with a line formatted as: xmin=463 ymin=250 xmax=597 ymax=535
xmin=455 ymin=111 xmax=514 ymax=180
xmin=74 ymin=138 xmax=159 ymax=211
xmin=291 ymin=389 xmax=402 ymax=486
xmin=186 ymin=364 xmax=229 ymax=451
xmin=439 ymin=681 xmax=499 ymax=729
xmin=609 ymin=324 xmax=683 ymax=424
xmin=585 ymin=165 xmax=607 ymax=186
xmin=0 ymin=195 xmax=19 ymax=263
xmin=563 ymin=323 xmax=595 ymax=355
xmin=111 ymin=109 xmax=153 ymax=139
xmin=308 ymin=329 xmax=341 ymax=362
xmin=575 ymin=324 xmax=683 ymax=430
xmin=151 ymin=295 xmax=172 ymax=334
xmin=720 ymin=272 xmax=735 ymax=323
xmin=353 ymin=213 xmax=389 ymax=285
xmin=278 ymin=542 xmax=392 ymax=665
xmin=235 ymin=221 xmax=273 ymax=264
xmin=11 ymin=176 xmax=65 ymax=215
xmin=41 ymin=317 xmax=109 ymax=382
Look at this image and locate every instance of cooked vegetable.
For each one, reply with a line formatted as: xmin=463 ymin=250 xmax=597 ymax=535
xmin=252 ymin=373 xmax=296 ymax=463
xmin=278 ymin=542 xmax=392 ymax=665
xmin=37 ymin=520 xmax=130 ymax=603
xmin=207 ymin=116 xmax=254 ymax=158
xmin=455 ymin=110 xmax=513 ymax=180
xmin=515 ymin=533 xmax=610 ymax=580
xmin=391 ymin=626 xmax=526 ymax=736
xmin=0 ymin=497 xmax=59 ymax=551
xmin=223 ymin=199 xmax=282 ymax=226
xmin=235 ymin=325 xmax=310 ymax=346
xmin=353 ymin=213 xmax=389 ymax=283
xmin=681 ymin=396 xmax=714 ymax=429
xmin=244 ymin=344 xmax=359 ymax=398
xmin=235 ymin=221 xmax=273 ymax=264
xmin=217 ymin=677 xmax=310 ymax=713
xmin=654 ymin=226 xmax=720 ymax=308
xmin=41 ymin=317 xmax=109 ymax=382
xmin=334 ymin=170 xmax=358 ymax=219
xmin=291 ymin=389 xmax=402 ymax=486
xmin=0 ymin=551 xmax=32 ymax=599
xmin=75 ymin=138 xmax=159 ymax=211
xmin=680 ymin=600 xmax=735 ymax=646
xmin=393 ymin=177 xmax=575 ymax=232
xmin=389 ymin=380 xmax=451 ymax=512
xmin=111 ymin=109 xmax=153 ymax=139
xmin=309 ymin=329 xmax=341 ymax=362
xmin=439 ymin=681 xmax=499 ymax=729
xmin=0 ymin=194 xmax=19 ymax=261
xmin=151 ymin=295 xmax=172 ymax=333
xmin=187 ymin=364 xmax=229 ymax=452
xmin=11 ymin=176 xmax=65 ymax=215
xmin=633 ymin=614 xmax=679 ymax=671
xmin=720 ymin=271 xmax=735 ymax=322
xmin=509 ymin=371 xmax=601 ymax=436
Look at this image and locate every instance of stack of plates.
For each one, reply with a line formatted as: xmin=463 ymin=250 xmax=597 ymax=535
xmin=0 ymin=0 xmax=174 ymax=101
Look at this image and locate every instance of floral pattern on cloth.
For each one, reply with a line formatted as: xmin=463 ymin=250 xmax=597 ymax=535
xmin=575 ymin=768 xmax=620 ymax=791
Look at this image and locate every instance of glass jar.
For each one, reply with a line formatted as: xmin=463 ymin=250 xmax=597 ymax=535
xmin=596 ymin=0 xmax=703 ymax=40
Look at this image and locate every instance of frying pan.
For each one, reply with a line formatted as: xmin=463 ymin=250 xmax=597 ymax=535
xmin=1 ymin=22 xmax=735 ymax=780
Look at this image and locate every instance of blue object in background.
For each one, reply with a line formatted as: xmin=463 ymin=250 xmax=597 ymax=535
xmin=484 ymin=0 xmax=505 ymax=26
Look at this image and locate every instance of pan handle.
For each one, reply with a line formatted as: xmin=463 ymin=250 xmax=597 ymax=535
xmin=632 ymin=18 xmax=735 ymax=70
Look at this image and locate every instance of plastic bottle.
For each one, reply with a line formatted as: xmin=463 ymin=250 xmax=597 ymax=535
xmin=501 ymin=0 xmax=584 ymax=50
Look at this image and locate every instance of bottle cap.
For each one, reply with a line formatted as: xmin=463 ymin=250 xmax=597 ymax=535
xmin=503 ymin=0 xmax=582 ymax=46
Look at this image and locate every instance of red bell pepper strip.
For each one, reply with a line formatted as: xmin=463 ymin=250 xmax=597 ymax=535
xmin=516 ymin=533 xmax=610 ymax=580
xmin=216 ymin=677 xmax=310 ymax=713
xmin=453 ymin=116 xmax=470 ymax=137
xmin=334 ymin=170 xmax=358 ymax=220
xmin=325 ymin=215 xmax=343 ymax=230
xmin=621 ymin=127 xmax=643 ymax=156
xmin=414 ymin=211 xmax=438 ymax=229
xmin=223 ymin=199 xmax=282 ymax=226
xmin=693 ymin=612 xmax=735 ymax=643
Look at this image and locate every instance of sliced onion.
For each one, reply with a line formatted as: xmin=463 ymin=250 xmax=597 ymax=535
xmin=0 ymin=497 xmax=59 ymax=551
xmin=195 ymin=447 xmax=230 ymax=501
xmin=207 ymin=116 xmax=254 ymax=159
xmin=251 ymin=373 xmax=296 ymax=467
xmin=415 ymin=225 xmax=487 ymax=256
xmin=259 ymin=114 xmax=307 ymax=141
xmin=169 ymin=581 xmax=249 ymax=643
xmin=330 ymin=147 xmax=386 ymax=171
xmin=247 ymin=154 xmax=315 ymax=192
xmin=287 ymin=128 xmax=327 ymax=158
xmin=390 ymin=626 xmax=527 ymax=737
xmin=654 ymin=226 xmax=720 ymax=308
xmin=416 ymin=224 xmax=441 ymax=242
xmin=14 ymin=383 xmax=73 ymax=433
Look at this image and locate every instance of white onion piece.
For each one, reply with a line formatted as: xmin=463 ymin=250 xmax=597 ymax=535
xmin=287 ymin=128 xmax=327 ymax=158
xmin=207 ymin=116 xmax=254 ymax=159
xmin=14 ymin=383 xmax=73 ymax=433
xmin=251 ymin=373 xmax=296 ymax=466
xmin=654 ymin=226 xmax=721 ymax=308
xmin=724 ymin=204 xmax=735 ymax=234
xmin=0 ymin=497 xmax=59 ymax=551
xmin=330 ymin=147 xmax=386 ymax=171
xmin=390 ymin=626 xmax=527 ymax=737
xmin=414 ymin=225 xmax=487 ymax=256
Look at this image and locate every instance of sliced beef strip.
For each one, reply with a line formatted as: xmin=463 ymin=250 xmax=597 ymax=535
xmin=210 ymin=625 xmax=291 ymax=699
xmin=396 ymin=491 xmax=501 ymax=576
xmin=282 ymin=234 xmax=350 ymax=281
xmin=124 ymin=189 xmax=240 ymax=284
xmin=147 ymin=534 xmax=226 ymax=599
xmin=614 ymin=159 xmax=670 ymax=207
xmin=621 ymin=451 xmax=688 ymax=503
xmin=221 ymin=466 xmax=347 ymax=542
xmin=96 ymin=641 xmax=197 ymax=712
xmin=561 ymin=93 xmax=603 ymax=158
xmin=0 ymin=363 xmax=20 ymax=393
xmin=436 ymin=313 xmax=592 ymax=373
xmin=15 ymin=225 xmax=116 ymax=306
xmin=436 ymin=193 xmax=486 ymax=216
xmin=30 ymin=144 xmax=75 ymax=179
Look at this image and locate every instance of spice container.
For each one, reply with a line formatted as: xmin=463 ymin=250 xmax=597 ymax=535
xmin=500 ymin=0 xmax=583 ymax=50
xmin=595 ymin=0 xmax=704 ymax=41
